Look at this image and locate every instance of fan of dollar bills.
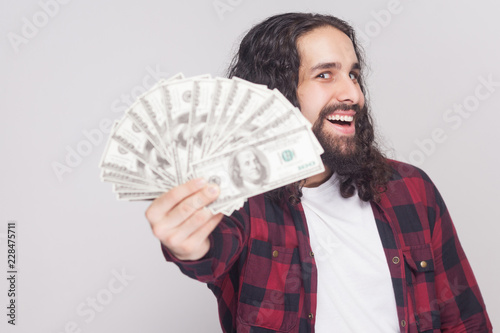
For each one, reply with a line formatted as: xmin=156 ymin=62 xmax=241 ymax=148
xmin=100 ymin=73 xmax=325 ymax=215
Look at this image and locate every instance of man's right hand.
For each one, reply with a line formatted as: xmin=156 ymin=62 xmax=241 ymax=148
xmin=145 ymin=178 xmax=224 ymax=261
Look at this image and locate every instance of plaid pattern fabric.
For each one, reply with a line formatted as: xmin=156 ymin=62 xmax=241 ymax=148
xmin=162 ymin=160 xmax=492 ymax=332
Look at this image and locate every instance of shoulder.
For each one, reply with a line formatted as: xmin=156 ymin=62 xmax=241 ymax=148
xmin=382 ymin=159 xmax=442 ymax=204
xmin=386 ymin=159 xmax=433 ymax=183
xmin=379 ymin=160 xmax=449 ymax=240
xmin=382 ymin=159 xmax=446 ymax=213
xmin=384 ymin=159 xmax=438 ymax=194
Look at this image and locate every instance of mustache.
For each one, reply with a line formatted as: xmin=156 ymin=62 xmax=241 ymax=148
xmin=319 ymin=103 xmax=362 ymax=118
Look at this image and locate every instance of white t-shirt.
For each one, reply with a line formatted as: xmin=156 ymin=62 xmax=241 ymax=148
xmin=301 ymin=174 xmax=399 ymax=332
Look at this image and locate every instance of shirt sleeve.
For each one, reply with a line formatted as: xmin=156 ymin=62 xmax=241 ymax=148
xmin=161 ymin=204 xmax=251 ymax=284
xmin=429 ymin=181 xmax=493 ymax=332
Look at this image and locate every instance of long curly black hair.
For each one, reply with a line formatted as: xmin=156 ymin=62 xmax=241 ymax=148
xmin=227 ymin=13 xmax=391 ymax=203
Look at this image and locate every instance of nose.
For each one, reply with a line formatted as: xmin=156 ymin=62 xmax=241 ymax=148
xmin=335 ymin=74 xmax=364 ymax=106
xmin=248 ymin=159 xmax=257 ymax=170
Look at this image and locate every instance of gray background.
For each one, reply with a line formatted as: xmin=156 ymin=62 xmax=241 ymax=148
xmin=1 ymin=0 xmax=498 ymax=332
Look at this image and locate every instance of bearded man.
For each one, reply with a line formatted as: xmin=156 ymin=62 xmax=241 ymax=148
xmin=145 ymin=13 xmax=492 ymax=332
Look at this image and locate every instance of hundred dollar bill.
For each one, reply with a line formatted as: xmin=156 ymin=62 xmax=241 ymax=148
xmin=101 ymin=75 xmax=324 ymax=209
xmin=112 ymin=183 xmax=164 ymax=193
xmin=127 ymin=100 xmax=168 ymax=157
xmin=200 ymin=78 xmax=233 ymax=159
xmin=100 ymin=137 xmax=172 ymax=188
xmin=101 ymin=169 xmax=165 ymax=188
xmin=111 ymin=115 xmax=176 ymax=184
xmin=162 ymin=75 xmax=211 ymax=182
xmin=187 ymin=78 xmax=217 ymax=173
xmin=192 ymin=125 xmax=324 ymax=214
xmin=204 ymin=79 xmax=249 ymax=156
xmin=138 ymin=90 xmax=169 ymax=159
xmin=134 ymin=73 xmax=184 ymax=160
xmin=117 ymin=191 xmax=165 ymax=201
xmin=211 ymin=90 xmax=291 ymax=155
xmin=248 ymin=108 xmax=323 ymax=155
xmin=213 ymin=79 xmax=275 ymax=150
xmin=216 ymin=108 xmax=302 ymax=154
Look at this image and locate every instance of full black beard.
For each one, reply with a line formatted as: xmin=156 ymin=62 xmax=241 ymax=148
xmin=312 ymin=103 xmax=365 ymax=176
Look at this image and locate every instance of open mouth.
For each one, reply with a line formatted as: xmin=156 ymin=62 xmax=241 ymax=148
xmin=326 ymin=114 xmax=354 ymax=126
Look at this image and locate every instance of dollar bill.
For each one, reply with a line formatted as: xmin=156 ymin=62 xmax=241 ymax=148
xmin=192 ymin=125 xmax=324 ymax=214
xmin=117 ymin=191 xmax=165 ymax=201
xmin=101 ymin=169 xmax=163 ymax=188
xmin=211 ymin=90 xmax=297 ymax=155
xmin=200 ymin=78 xmax=233 ymax=159
xmin=160 ymin=75 xmax=210 ymax=182
xmin=187 ymin=78 xmax=218 ymax=175
xmin=100 ymin=135 xmax=172 ymax=188
xmin=130 ymin=73 xmax=184 ymax=161
xmin=101 ymin=75 xmax=325 ymax=216
xmin=112 ymin=183 xmax=164 ymax=192
xmin=212 ymin=80 xmax=275 ymax=152
xmin=127 ymin=100 xmax=168 ymax=157
xmin=204 ymin=79 xmax=249 ymax=156
xmin=111 ymin=115 xmax=176 ymax=184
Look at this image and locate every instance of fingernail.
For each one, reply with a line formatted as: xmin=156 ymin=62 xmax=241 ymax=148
xmin=206 ymin=184 xmax=219 ymax=196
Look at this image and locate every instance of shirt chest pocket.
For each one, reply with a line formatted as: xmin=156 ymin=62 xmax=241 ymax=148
xmin=237 ymin=239 xmax=301 ymax=332
xmin=403 ymin=244 xmax=441 ymax=332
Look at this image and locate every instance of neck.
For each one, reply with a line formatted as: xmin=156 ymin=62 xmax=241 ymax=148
xmin=304 ymin=165 xmax=332 ymax=188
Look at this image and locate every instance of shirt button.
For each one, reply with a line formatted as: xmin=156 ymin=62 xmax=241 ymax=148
xmin=309 ymin=251 xmax=314 ymax=258
xmin=308 ymin=313 xmax=314 ymax=320
xmin=272 ymin=250 xmax=279 ymax=258
xmin=401 ymin=320 xmax=406 ymax=327
xmin=392 ymin=256 xmax=400 ymax=264
xmin=420 ymin=260 xmax=428 ymax=268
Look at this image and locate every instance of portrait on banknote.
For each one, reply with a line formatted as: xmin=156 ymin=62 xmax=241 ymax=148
xmin=229 ymin=147 xmax=269 ymax=190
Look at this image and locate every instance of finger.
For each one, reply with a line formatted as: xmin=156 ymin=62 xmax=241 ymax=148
xmin=153 ymin=213 xmax=222 ymax=260
xmin=163 ymin=183 xmax=220 ymax=230
xmin=146 ymin=178 xmax=207 ymax=223
xmin=185 ymin=212 xmax=224 ymax=247
xmin=170 ymin=207 xmax=215 ymax=242
xmin=152 ymin=208 xmax=215 ymax=252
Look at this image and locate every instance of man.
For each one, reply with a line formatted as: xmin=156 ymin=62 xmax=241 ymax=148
xmin=230 ymin=148 xmax=268 ymax=190
xmin=146 ymin=13 xmax=492 ymax=332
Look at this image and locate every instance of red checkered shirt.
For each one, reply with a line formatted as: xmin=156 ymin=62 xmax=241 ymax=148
xmin=162 ymin=160 xmax=492 ymax=332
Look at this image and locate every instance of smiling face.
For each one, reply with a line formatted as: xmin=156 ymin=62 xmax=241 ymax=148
xmin=228 ymin=13 xmax=389 ymax=195
xmin=297 ymin=26 xmax=365 ymax=155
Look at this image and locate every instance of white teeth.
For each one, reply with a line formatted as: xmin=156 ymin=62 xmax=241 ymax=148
xmin=326 ymin=115 xmax=354 ymax=122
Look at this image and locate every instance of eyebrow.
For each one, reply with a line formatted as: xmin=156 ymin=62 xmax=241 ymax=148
xmin=310 ymin=61 xmax=361 ymax=72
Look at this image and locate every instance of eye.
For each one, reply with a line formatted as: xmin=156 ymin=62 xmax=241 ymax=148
xmin=349 ymin=72 xmax=360 ymax=81
xmin=317 ymin=72 xmax=332 ymax=79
